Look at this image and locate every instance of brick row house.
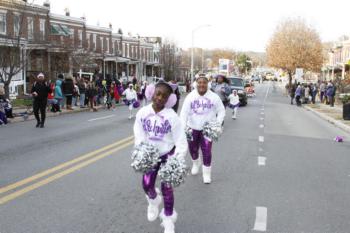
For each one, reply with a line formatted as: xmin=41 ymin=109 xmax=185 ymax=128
xmin=0 ymin=0 xmax=162 ymax=96
xmin=323 ymin=37 xmax=350 ymax=81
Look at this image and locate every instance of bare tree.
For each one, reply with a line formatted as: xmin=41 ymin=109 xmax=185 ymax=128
xmin=161 ymin=39 xmax=183 ymax=81
xmin=266 ymin=18 xmax=323 ymax=85
xmin=0 ymin=0 xmax=41 ymax=98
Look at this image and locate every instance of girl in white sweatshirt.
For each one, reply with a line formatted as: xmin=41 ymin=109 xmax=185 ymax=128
xmin=180 ymin=74 xmax=225 ymax=184
xmin=228 ymin=89 xmax=240 ymax=119
xmin=133 ymin=81 xmax=187 ymax=233
xmin=123 ymin=84 xmax=138 ymax=119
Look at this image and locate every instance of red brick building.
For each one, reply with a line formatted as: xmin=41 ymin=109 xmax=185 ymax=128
xmin=0 ymin=0 xmax=162 ymax=96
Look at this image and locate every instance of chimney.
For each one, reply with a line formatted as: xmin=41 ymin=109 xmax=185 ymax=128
xmin=64 ymin=8 xmax=70 ymax=17
xmin=109 ymin=23 xmax=113 ymax=30
xmin=43 ymin=0 xmax=50 ymax=8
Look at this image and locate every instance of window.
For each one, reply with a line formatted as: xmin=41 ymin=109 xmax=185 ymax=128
xmin=122 ymin=43 xmax=125 ymax=57
xmin=86 ymin=33 xmax=90 ymax=50
xmin=100 ymin=37 xmax=104 ymax=52
xmin=70 ymin=28 xmax=74 ymax=45
xmin=0 ymin=12 xmax=7 ymax=35
xmin=92 ymin=34 xmax=96 ymax=50
xmin=13 ymin=14 xmax=20 ymax=37
xmin=127 ymin=44 xmax=130 ymax=57
xmin=27 ymin=17 xmax=34 ymax=40
xmin=106 ymin=38 xmax=109 ymax=53
xmin=78 ymin=30 xmax=82 ymax=47
xmin=112 ymin=39 xmax=115 ymax=54
xmin=39 ymin=19 xmax=45 ymax=40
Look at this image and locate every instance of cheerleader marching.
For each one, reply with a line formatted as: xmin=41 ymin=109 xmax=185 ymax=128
xmin=130 ymin=73 xmax=250 ymax=233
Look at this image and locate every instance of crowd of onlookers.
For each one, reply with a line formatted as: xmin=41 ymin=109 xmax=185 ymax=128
xmin=45 ymin=73 xmax=150 ymax=113
xmin=0 ymin=73 xmax=151 ymax=125
xmin=287 ymin=80 xmax=337 ymax=107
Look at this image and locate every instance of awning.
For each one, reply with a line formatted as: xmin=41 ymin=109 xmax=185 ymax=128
xmin=50 ymin=24 xmax=68 ymax=36
xmin=60 ymin=25 xmax=72 ymax=36
xmin=103 ymin=56 xmax=130 ymax=63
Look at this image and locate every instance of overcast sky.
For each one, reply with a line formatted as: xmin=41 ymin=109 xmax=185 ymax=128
xmin=36 ymin=0 xmax=350 ymax=52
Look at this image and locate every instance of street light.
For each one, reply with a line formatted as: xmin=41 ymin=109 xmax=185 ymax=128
xmin=191 ymin=24 xmax=211 ymax=84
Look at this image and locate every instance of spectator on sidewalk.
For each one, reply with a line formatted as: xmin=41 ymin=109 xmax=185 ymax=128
xmin=327 ymin=81 xmax=337 ymax=107
xmin=326 ymin=82 xmax=334 ymax=106
xmin=109 ymin=82 xmax=120 ymax=110
xmin=78 ymin=79 xmax=87 ymax=108
xmin=304 ymin=84 xmax=310 ymax=104
xmin=57 ymin=74 xmax=65 ymax=109
xmin=31 ymin=73 xmax=51 ymax=128
xmin=86 ymin=82 xmax=98 ymax=112
xmin=319 ymin=81 xmax=326 ymax=103
xmin=311 ymin=83 xmax=318 ymax=104
xmin=295 ymin=84 xmax=302 ymax=106
xmin=54 ymin=79 xmax=63 ymax=111
xmin=72 ymin=80 xmax=80 ymax=108
xmin=289 ymin=82 xmax=296 ymax=105
xmin=48 ymin=82 xmax=60 ymax=112
xmin=62 ymin=76 xmax=74 ymax=110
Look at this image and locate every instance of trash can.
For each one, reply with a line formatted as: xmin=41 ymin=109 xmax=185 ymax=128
xmin=343 ymin=103 xmax=350 ymax=120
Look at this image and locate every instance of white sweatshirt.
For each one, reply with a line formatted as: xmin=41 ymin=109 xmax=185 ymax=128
xmin=134 ymin=104 xmax=188 ymax=157
xmin=180 ymin=89 xmax=225 ymax=130
xmin=228 ymin=94 xmax=240 ymax=106
xmin=123 ymin=88 xmax=137 ymax=101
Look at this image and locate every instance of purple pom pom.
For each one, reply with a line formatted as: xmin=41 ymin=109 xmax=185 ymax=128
xmin=133 ymin=100 xmax=140 ymax=108
xmin=165 ymin=93 xmax=177 ymax=108
xmin=145 ymin=84 xmax=155 ymax=101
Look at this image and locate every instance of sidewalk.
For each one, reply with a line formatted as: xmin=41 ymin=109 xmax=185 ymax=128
xmin=8 ymin=103 xmax=122 ymax=124
xmin=303 ymin=103 xmax=350 ymax=134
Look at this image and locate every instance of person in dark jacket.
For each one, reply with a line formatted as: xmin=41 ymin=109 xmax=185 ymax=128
xmin=289 ymin=82 xmax=296 ymax=105
xmin=31 ymin=73 xmax=51 ymax=128
xmin=78 ymin=79 xmax=87 ymax=108
xmin=86 ymin=82 xmax=98 ymax=111
xmin=62 ymin=75 xmax=74 ymax=110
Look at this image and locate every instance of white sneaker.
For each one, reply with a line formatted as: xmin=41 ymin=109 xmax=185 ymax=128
xmin=128 ymin=115 xmax=132 ymax=120
xmin=202 ymin=166 xmax=212 ymax=184
xmin=191 ymin=159 xmax=201 ymax=175
xmin=146 ymin=190 xmax=162 ymax=222
xmin=160 ymin=209 xmax=177 ymax=233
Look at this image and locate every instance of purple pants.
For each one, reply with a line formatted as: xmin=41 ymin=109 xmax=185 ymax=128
xmin=142 ymin=148 xmax=175 ymax=216
xmin=188 ymin=129 xmax=212 ymax=166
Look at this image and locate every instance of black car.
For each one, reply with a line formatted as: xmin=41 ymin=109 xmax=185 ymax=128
xmin=227 ymin=77 xmax=248 ymax=106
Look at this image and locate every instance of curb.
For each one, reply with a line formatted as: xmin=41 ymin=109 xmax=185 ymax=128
xmin=303 ymin=105 xmax=350 ymax=134
xmin=8 ymin=104 xmax=123 ymax=124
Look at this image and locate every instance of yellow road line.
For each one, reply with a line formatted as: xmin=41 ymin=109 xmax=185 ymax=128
xmin=0 ymin=136 xmax=134 ymax=195
xmin=0 ymin=140 xmax=134 ymax=205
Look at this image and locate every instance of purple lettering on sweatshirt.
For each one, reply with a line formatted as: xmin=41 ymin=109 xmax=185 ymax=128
xmin=141 ymin=113 xmax=172 ymax=141
xmin=190 ymin=96 xmax=214 ymax=115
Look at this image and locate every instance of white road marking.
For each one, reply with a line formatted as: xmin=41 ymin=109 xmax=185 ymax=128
xmin=254 ymin=207 xmax=267 ymax=231
xmin=261 ymin=112 xmax=265 ymax=115
xmin=259 ymin=136 xmax=264 ymax=142
xmin=88 ymin=115 xmax=114 ymax=122
xmin=260 ymin=117 xmax=264 ymax=121
xmin=258 ymin=157 xmax=266 ymax=166
xmin=264 ymin=84 xmax=270 ymax=102
xmin=259 ymin=148 xmax=263 ymax=152
xmin=259 ymin=124 xmax=264 ymax=128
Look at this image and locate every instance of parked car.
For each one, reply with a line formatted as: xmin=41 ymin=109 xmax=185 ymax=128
xmin=227 ymin=76 xmax=248 ymax=106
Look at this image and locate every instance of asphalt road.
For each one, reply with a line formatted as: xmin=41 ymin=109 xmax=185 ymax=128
xmin=0 ymin=82 xmax=350 ymax=233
